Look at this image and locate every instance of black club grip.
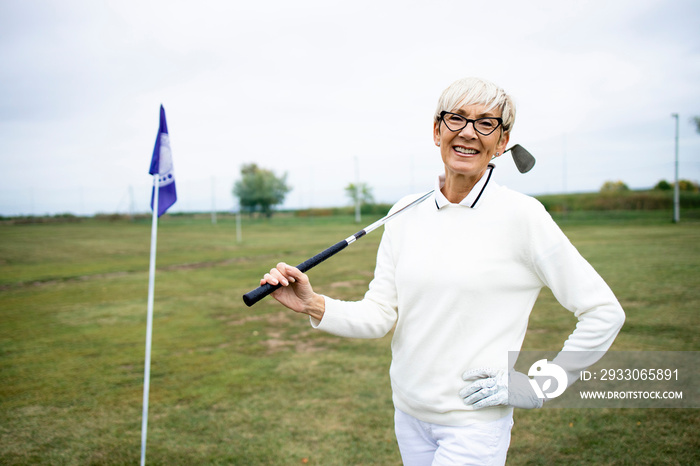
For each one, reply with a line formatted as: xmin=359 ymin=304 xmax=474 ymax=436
xmin=242 ymin=239 xmax=350 ymax=307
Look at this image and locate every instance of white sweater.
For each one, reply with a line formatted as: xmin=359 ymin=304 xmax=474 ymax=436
xmin=312 ymin=172 xmax=625 ymax=426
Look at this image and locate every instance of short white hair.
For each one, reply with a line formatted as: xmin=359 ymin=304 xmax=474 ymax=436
xmin=434 ymin=77 xmax=516 ymax=133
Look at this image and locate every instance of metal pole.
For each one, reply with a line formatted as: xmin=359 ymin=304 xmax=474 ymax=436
xmin=211 ymin=177 xmax=217 ymax=225
xmin=129 ymin=185 xmax=135 ymax=221
xmin=354 ymin=156 xmax=361 ymax=223
xmin=562 ymin=133 xmax=567 ymax=194
xmin=672 ymin=113 xmax=680 ymax=223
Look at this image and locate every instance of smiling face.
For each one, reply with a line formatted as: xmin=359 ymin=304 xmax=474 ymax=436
xmin=433 ymin=102 xmax=510 ymax=183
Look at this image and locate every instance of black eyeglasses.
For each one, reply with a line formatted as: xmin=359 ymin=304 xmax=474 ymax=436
xmin=439 ymin=111 xmax=503 ymax=136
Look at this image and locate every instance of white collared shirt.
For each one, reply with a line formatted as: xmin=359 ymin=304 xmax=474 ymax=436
xmin=434 ymin=164 xmax=495 ymax=209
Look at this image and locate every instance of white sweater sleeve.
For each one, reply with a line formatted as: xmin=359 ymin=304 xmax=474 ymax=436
xmin=529 ymin=204 xmax=625 ymax=385
xmin=310 ymin=228 xmax=399 ymax=339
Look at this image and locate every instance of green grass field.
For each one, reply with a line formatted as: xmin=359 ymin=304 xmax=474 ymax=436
xmin=1 ymin=211 xmax=698 ymax=465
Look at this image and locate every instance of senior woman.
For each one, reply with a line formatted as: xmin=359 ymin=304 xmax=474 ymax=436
xmin=260 ymin=77 xmax=625 ymax=465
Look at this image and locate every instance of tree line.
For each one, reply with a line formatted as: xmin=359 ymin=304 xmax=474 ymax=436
xmin=232 ymin=163 xmax=374 ymax=217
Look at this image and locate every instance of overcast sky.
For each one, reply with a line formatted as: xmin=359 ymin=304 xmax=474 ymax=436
xmin=1 ymin=0 xmax=699 ymax=216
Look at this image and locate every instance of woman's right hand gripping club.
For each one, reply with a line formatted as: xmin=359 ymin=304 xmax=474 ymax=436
xmin=261 ymin=262 xmax=325 ymax=321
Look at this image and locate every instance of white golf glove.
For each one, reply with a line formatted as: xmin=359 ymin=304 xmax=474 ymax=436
xmin=459 ymin=368 xmax=543 ymax=410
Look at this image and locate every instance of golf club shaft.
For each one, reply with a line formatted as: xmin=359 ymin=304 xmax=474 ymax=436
xmin=242 ymin=190 xmax=434 ymax=307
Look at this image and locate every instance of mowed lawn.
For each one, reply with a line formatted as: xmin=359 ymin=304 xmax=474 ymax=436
xmin=0 ymin=213 xmax=698 ymax=465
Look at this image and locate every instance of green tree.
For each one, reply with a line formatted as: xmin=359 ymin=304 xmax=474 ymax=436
xmin=344 ymin=182 xmax=375 ymax=206
xmin=677 ymin=179 xmax=700 ymax=193
xmin=653 ymin=179 xmax=699 ymax=192
xmin=600 ymin=180 xmax=630 ymax=193
xmin=233 ymin=163 xmax=292 ymax=217
xmin=654 ymin=180 xmax=672 ymax=191
xmin=692 ymin=116 xmax=700 ymax=134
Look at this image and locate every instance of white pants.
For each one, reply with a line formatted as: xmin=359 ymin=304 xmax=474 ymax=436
xmin=394 ymin=409 xmax=513 ymax=466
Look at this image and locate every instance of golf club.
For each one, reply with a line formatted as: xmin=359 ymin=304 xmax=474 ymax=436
xmin=505 ymin=144 xmax=535 ymax=173
xmin=242 ymin=190 xmax=434 ymax=306
xmin=242 ymin=145 xmax=536 ymax=307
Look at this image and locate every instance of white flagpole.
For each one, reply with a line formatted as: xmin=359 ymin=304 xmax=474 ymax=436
xmin=141 ymin=174 xmax=160 ymax=466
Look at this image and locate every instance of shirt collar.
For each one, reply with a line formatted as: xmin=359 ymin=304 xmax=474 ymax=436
xmin=434 ymin=164 xmax=495 ymax=209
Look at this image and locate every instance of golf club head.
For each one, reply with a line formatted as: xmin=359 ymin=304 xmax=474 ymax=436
xmin=508 ymin=144 xmax=536 ymax=173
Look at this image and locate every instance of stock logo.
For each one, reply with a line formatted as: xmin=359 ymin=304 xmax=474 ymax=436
xmin=528 ymin=359 xmax=568 ymax=399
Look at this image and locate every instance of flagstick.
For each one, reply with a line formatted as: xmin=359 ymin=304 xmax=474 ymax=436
xmin=141 ymin=175 xmax=159 ymax=466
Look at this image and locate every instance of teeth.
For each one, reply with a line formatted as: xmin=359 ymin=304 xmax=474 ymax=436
xmin=454 ymin=147 xmax=478 ymax=155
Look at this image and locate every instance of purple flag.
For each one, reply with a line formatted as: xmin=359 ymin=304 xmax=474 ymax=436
xmin=149 ymin=105 xmax=177 ymax=216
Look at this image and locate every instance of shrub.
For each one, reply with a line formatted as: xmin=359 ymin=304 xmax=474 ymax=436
xmin=600 ymin=180 xmax=630 ymax=193
xmin=654 ymin=180 xmax=672 ymax=191
xmin=677 ymin=179 xmax=700 ymax=193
